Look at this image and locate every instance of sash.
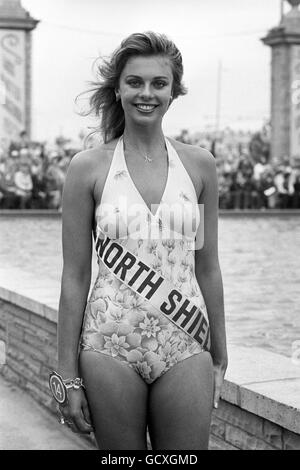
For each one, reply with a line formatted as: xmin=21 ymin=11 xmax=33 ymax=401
xmin=95 ymin=233 xmax=211 ymax=351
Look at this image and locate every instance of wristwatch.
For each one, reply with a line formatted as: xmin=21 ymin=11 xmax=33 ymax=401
xmin=49 ymin=370 xmax=85 ymax=406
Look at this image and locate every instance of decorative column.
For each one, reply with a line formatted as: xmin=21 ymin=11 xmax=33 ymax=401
xmin=0 ymin=0 xmax=38 ymax=147
xmin=261 ymin=0 xmax=300 ymax=164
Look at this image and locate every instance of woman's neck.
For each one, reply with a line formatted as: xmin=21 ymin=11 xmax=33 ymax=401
xmin=123 ymin=123 xmax=166 ymax=157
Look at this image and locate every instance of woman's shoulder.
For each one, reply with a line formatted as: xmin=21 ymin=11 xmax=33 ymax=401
xmin=168 ymin=137 xmax=215 ymax=161
xmin=66 ymin=139 xmax=119 ymax=176
xmin=70 ymin=140 xmax=117 ymax=166
xmin=167 ymin=137 xmax=216 ymax=171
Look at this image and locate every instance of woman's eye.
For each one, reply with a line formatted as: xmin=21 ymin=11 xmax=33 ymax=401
xmin=128 ymin=80 xmax=141 ymax=87
xmin=154 ymin=81 xmax=167 ymax=88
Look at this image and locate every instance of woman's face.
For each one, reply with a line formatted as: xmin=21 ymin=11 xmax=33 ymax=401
xmin=117 ymin=55 xmax=173 ymax=126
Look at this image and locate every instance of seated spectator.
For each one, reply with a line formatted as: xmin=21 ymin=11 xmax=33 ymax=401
xmin=31 ymin=163 xmax=48 ymax=209
xmin=259 ymin=169 xmax=276 ymax=209
xmin=288 ymin=162 xmax=300 ymax=209
xmin=14 ymin=162 xmax=33 ymax=209
xmin=229 ymin=171 xmax=245 ymax=209
xmin=218 ymin=172 xmax=232 ymax=209
xmin=19 ymin=147 xmax=31 ymax=164
xmin=237 ymin=153 xmax=254 ymax=179
xmin=45 ymin=154 xmax=66 ymax=210
xmin=274 ymin=165 xmax=291 ymax=209
xmin=0 ymin=156 xmax=20 ymax=209
xmin=253 ymin=156 xmax=267 ymax=183
xmin=241 ymin=174 xmax=256 ymax=209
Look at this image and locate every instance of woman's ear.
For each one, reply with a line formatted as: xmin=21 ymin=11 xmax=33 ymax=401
xmin=115 ymin=90 xmax=120 ymax=101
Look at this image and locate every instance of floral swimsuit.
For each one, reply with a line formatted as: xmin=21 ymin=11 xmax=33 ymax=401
xmin=80 ymin=136 xmax=209 ymax=384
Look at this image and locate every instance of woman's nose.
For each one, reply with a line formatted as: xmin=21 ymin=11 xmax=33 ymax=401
xmin=139 ymin=83 xmax=153 ymax=99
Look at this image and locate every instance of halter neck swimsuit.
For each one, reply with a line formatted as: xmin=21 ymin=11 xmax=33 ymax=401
xmin=80 ymin=136 xmax=209 ymax=384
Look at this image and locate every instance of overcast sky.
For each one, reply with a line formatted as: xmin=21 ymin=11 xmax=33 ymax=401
xmin=21 ymin=0 xmax=283 ymax=142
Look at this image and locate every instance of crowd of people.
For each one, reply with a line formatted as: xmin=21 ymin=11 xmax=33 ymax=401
xmin=176 ymin=126 xmax=300 ymax=210
xmin=0 ymin=132 xmax=80 ymax=210
xmin=1 ymin=128 xmax=300 ymax=210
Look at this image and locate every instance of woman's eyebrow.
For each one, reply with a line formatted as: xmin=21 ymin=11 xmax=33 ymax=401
xmin=125 ymin=74 xmax=169 ymax=80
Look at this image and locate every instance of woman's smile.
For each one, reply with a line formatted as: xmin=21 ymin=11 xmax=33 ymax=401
xmin=134 ymin=103 xmax=159 ymax=113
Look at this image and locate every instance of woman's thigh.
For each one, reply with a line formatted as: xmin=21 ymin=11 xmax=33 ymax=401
xmin=147 ymin=352 xmax=214 ymax=450
xmin=79 ymin=350 xmax=149 ymax=450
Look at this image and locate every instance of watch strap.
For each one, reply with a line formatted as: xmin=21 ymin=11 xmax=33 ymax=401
xmin=49 ymin=371 xmax=85 ymax=404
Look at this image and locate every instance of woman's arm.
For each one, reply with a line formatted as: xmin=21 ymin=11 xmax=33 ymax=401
xmin=57 ymin=151 xmax=95 ymax=379
xmin=195 ymin=148 xmax=228 ymax=406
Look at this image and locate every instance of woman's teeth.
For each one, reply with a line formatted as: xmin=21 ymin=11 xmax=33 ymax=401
xmin=135 ymin=104 xmax=156 ymax=111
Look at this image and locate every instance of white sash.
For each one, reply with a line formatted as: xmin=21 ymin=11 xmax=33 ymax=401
xmin=95 ymin=234 xmax=211 ymax=351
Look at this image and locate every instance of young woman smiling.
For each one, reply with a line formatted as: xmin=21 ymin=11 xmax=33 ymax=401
xmin=51 ymin=31 xmax=227 ymax=450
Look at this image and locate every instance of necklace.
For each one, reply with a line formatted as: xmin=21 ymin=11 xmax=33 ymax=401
xmin=123 ymin=136 xmax=167 ymax=164
xmin=144 ymin=155 xmax=153 ymax=163
xmin=123 ymin=139 xmax=155 ymax=164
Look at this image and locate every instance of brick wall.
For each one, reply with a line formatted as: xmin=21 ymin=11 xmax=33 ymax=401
xmin=0 ymin=298 xmax=58 ymax=412
xmin=0 ymin=296 xmax=299 ymax=450
xmin=209 ymin=400 xmax=300 ymax=450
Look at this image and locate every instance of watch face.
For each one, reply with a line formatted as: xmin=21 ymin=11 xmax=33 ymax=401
xmin=49 ymin=373 xmax=67 ymax=404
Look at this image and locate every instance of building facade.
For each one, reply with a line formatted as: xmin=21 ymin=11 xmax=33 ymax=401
xmin=0 ymin=0 xmax=38 ymax=148
xmin=262 ymin=0 xmax=300 ymax=164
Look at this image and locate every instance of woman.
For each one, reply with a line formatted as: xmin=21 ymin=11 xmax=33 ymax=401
xmin=53 ymin=32 xmax=227 ymax=450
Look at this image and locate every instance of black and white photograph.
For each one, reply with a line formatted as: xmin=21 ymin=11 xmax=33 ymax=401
xmin=0 ymin=0 xmax=299 ymax=453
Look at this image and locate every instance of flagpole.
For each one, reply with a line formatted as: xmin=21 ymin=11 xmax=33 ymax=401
xmin=215 ymin=59 xmax=222 ymax=132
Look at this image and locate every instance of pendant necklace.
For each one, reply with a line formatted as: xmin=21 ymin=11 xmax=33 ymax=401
xmin=124 ymin=139 xmax=153 ymax=163
xmin=144 ymin=155 xmax=153 ymax=163
xmin=124 ymin=137 xmax=167 ymax=164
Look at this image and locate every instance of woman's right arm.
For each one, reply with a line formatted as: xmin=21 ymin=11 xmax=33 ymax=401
xmin=57 ymin=151 xmax=95 ymax=379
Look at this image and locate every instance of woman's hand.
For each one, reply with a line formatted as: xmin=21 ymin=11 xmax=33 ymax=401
xmin=212 ymin=361 xmax=227 ymax=409
xmin=59 ymin=387 xmax=94 ymax=434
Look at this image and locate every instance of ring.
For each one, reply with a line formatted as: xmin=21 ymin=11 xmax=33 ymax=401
xmin=60 ymin=416 xmax=65 ymax=425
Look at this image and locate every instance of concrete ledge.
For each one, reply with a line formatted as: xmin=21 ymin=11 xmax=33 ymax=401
xmin=222 ymin=345 xmax=300 ymax=435
xmin=0 ymin=210 xmax=61 ymax=217
xmin=0 ymin=285 xmax=58 ymax=323
xmin=1 ymin=209 xmax=300 ymax=217
xmin=218 ymin=209 xmax=300 ymax=216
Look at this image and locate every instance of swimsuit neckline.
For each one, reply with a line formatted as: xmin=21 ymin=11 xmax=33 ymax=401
xmin=119 ymin=135 xmax=171 ymax=220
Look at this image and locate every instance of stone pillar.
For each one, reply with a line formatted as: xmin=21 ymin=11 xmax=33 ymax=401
xmin=0 ymin=0 xmax=38 ymax=147
xmin=261 ymin=0 xmax=300 ymax=165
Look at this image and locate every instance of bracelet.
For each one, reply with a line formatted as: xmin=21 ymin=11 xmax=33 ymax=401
xmin=64 ymin=377 xmax=85 ymax=390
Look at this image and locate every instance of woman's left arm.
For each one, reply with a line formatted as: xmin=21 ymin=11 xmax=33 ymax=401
xmin=194 ymin=148 xmax=228 ymax=409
